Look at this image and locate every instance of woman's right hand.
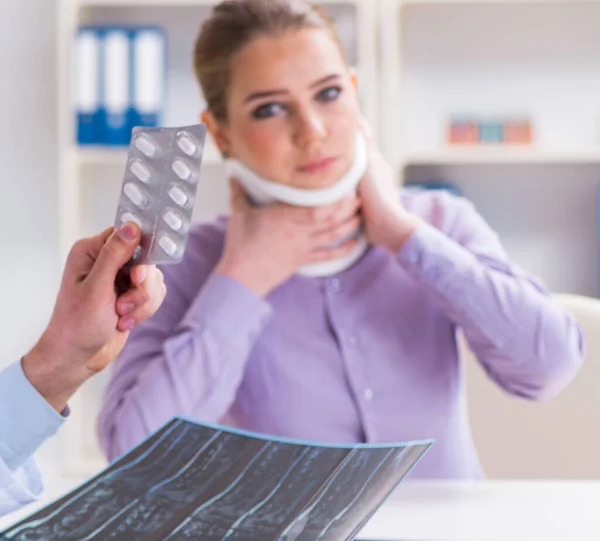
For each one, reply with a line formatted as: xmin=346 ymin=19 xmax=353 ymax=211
xmin=215 ymin=179 xmax=362 ymax=296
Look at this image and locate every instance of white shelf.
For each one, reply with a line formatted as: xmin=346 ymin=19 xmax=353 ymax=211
xmin=403 ymin=147 xmax=600 ymax=166
xmin=77 ymin=0 xmax=359 ymax=6
xmin=77 ymin=0 xmax=218 ymax=6
xmin=400 ymin=0 xmax=600 ymax=5
xmin=76 ymin=136 xmax=222 ymax=167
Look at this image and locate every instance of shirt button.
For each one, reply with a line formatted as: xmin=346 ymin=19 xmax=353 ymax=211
xmin=364 ymin=388 xmax=374 ymax=402
xmin=330 ymin=278 xmax=341 ymax=292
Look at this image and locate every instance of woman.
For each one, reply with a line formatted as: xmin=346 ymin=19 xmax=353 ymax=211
xmin=98 ymin=0 xmax=583 ymax=479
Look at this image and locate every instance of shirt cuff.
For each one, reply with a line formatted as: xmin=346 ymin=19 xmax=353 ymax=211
xmin=396 ymin=222 xmax=478 ymax=289
xmin=179 ymin=272 xmax=273 ymax=342
xmin=0 ymin=456 xmax=44 ymax=514
xmin=0 ymin=361 xmax=66 ymax=472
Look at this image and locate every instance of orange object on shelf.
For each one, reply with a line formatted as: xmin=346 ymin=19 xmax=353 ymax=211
xmin=503 ymin=119 xmax=533 ymax=144
xmin=448 ymin=119 xmax=479 ymax=144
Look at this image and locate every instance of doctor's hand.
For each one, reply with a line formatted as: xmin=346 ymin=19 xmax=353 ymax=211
xmin=22 ymin=223 xmax=167 ymax=412
xmin=215 ymin=179 xmax=361 ymax=297
xmin=357 ymin=118 xmax=423 ymax=253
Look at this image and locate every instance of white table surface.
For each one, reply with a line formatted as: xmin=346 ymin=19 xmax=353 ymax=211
xmin=2 ymin=477 xmax=600 ymax=540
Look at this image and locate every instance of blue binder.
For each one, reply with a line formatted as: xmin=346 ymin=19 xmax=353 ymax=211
xmin=131 ymin=26 xmax=167 ymax=130
xmin=100 ymin=27 xmax=131 ymax=145
xmin=75 ymin=25 xmax=166 ymax=146
xmin=75 ymin=27 xmax=102 ymax=145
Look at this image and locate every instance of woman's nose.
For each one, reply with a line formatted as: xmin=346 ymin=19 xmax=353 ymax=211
xmin=294 ymin=109 xmax=327 ymax=149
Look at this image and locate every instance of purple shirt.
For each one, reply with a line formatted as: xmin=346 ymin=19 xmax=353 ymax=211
xmin=98 ymin=190 xmax=583 ymax=479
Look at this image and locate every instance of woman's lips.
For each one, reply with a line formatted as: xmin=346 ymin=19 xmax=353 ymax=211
xmin=296 ymin=156 xmax=338 ymax=174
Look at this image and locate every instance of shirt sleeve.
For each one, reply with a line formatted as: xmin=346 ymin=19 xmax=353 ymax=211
xmin=0 ymin=361 xmax=66 ymax=472
xmin=97 ymin=271 xmax=272 ymax=461
xmin=397 ymin=192 xmax=584 ymax=400
xmin=0 ymin=456 xmax=43 ymax=518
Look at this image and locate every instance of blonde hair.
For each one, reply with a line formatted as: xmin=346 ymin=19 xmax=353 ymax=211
xmin=193 ymin=0 xmax=342 ymax=122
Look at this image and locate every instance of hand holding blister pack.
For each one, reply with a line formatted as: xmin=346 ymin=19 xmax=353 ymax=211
xmin=114 ymin=124 xmax=207 ymax=265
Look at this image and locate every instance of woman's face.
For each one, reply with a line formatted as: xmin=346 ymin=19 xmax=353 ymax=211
xmin=205 ymin=28 xmax=360 ymax=189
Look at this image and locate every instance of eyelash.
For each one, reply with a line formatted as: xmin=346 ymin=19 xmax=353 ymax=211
xmin=251 ymin=85 xmax=343 ymax=120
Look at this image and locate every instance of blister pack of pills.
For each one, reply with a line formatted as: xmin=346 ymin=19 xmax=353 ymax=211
xmin=114 ymin=123 xmax=207 ymax=265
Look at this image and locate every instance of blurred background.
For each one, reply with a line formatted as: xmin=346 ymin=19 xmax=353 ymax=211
xmin=1 ymin=0 xmax=600 ymax=483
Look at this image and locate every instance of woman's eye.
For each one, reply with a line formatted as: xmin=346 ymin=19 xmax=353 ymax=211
xmin=252 ymin=102 xmax=284 ymax=119
xmin=316 ymin=86 xmax=342 ymax=102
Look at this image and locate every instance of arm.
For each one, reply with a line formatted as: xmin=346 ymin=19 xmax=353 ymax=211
xmin=0 ymin=222 xmax=165 ymax=517
xmin=98 ymin=267 xmax=272 ymax=461
xmin=355 ymin=124 xmax=582 ymax=401
xmin=0 ymin=362 xmax=64 ymax=517
xmin=397 ymin=192 xmax=584 ymax=400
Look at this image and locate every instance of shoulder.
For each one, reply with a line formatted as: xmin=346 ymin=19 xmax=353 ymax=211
xmin=400 ymin=188 xmax=503 ymax=253
xmin=400 ymin=188 xmax=476 ymax=234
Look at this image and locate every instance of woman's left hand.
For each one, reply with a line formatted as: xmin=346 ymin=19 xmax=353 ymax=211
xmin=357 ymin=119 xmax=423 ymax=253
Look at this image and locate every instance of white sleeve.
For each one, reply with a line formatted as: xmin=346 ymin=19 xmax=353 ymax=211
xmin=0 ymin=455 xmax=43 ymax=518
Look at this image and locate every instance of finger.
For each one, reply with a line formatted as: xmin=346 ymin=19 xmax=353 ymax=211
xmin=63 ymin=226 xmax=114 ymax=283
xmin=86 ymin=222 xmax=142 ymax=292
xmin=294 ymin=195 xmax=355 ymax=229
xmin=130 ymin=264 xmax=153 ymax=287
xmin=308 ymin=237 xmax=360 ymax=263
xmin=312 ymin=215 xmax=362 ymax=248
xmin=311 ymin=196 xmax=361 ymax=230
xmin=116 ymin=268 xmax=164 ymax=315
xmin=117 ymin=282 xmax=167 ymax=331
xmin=116 ymin=287 xmax=150 ymax=316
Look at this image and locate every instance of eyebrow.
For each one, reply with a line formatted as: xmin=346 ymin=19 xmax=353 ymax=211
xmin=244 ymin=73 xmax=342 ymax=104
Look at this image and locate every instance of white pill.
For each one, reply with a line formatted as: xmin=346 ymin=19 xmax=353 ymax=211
xmin=172 ymin=158 xmax=193 ymax=181
xmin=163 ymin=210 xmax=184 ymax=231
xmin=120 ymin=211 xmax=142 ymax=228
xmin=158 ymin=234 xmax=178 ymax=257
xmin=130 ymin=159 xmax=152 ymax=183
xmin=169 ymin=186 xmax=188 ymax=206
xmin=124 ymin=183 xmax=147 ymax=207
xmin=176 ymin=131 xmax=197 ymax=156
xmin=133 ymin=246 xmax=142 ymax=259
xmin=134 ymin=133 xmax=158 ymax=157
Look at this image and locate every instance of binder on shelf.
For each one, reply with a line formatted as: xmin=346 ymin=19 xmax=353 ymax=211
xmin=101 ymin=27 xmax=131 ymax=146
xmin=132 ymin=26 xmax=167 ymax=129
xmin=74 ymin=25 xmax=167 ymax=147
xmin=75 ymin=27 xmax=101 ymax=145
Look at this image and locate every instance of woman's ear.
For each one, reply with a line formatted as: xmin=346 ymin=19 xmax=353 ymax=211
xmin=201 ymin=110 xmax=230 ymax=158
xmin=348 ymin=67 xmax=359 ymax=92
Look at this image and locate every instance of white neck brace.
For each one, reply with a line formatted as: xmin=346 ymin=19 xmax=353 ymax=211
xmin=223 ymin=134 xmax=369 ymax=276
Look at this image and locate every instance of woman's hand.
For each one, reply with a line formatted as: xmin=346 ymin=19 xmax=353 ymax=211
xmin=357 ymin=119 xmax=423 ymax=253
xmin=216 ymin=180 xmax=362 ymax=296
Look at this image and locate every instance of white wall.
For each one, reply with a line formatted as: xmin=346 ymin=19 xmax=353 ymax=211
xmin=0 ymin=0 xmax=62 ymax=470
xmin=0 ymin=0 xmax=59 ymax=361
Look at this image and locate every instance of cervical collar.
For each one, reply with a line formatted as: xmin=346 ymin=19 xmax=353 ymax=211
xmin=223 ymin=133 xmax=369 ymax=276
